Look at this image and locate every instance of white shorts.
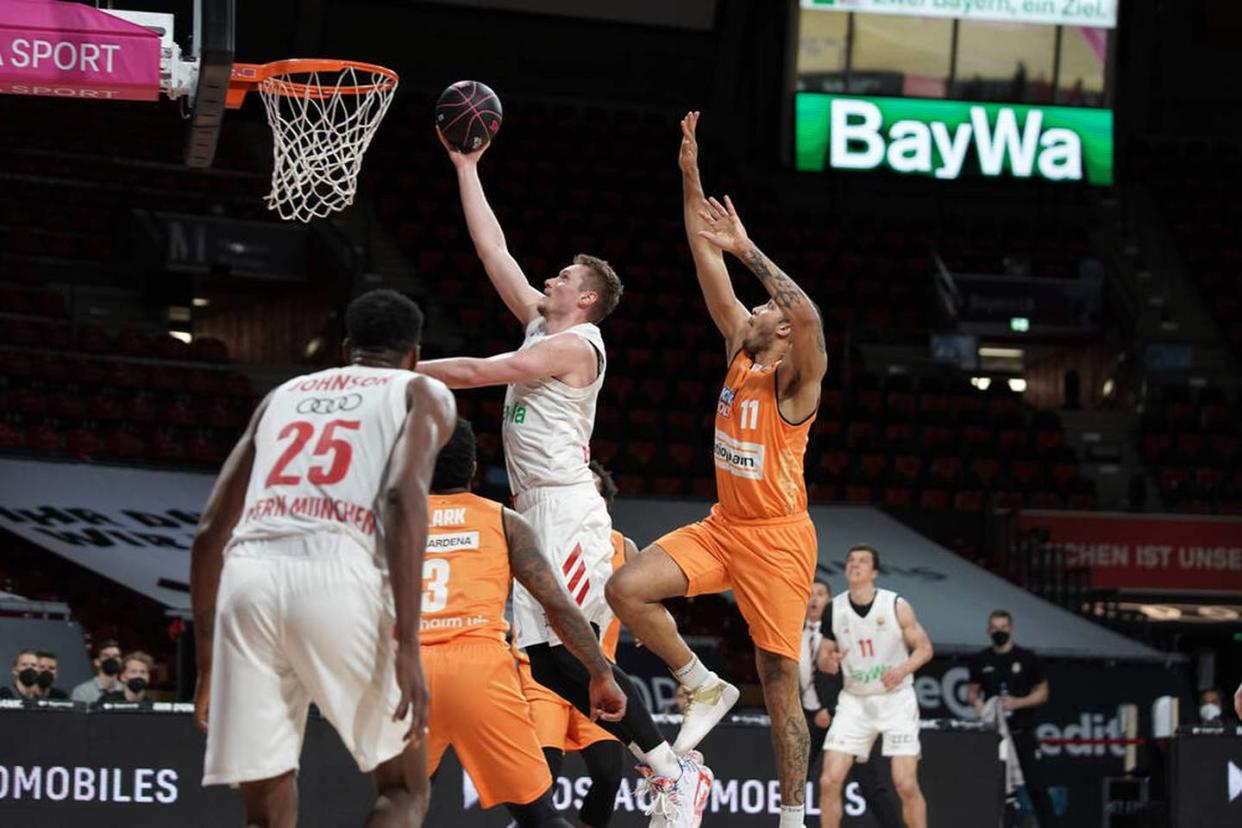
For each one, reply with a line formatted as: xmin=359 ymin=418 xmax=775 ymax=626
xmin=511 ymin=481 xmax=614 ymax=648
xmin=202 ymin=534 xmax=408 ymax=786
xmin=824 ymin=685 xmax=921 ymax=759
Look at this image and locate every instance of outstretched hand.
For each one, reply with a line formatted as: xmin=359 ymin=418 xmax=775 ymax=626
xmin=436 ymin=126 xmax=488 ymax=168
xmin=696 ymin=195 xmax=751 ymax=256
xmin=678 ymin=111 xmax=701 ymax=176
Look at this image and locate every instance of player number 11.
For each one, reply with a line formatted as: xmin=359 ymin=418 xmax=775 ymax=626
xmin=739 ymin=399 xmax=760 ymax=430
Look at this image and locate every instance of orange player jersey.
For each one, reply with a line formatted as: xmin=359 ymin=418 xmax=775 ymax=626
xmin=713 ymin=350 xmax=814 ymax=519
xmin=599 ymin=530 xmax=626 ymax=660
xmin=420 ymin=492 xmax=511 ymax=646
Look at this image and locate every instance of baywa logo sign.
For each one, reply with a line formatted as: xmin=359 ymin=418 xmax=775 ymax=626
xmin=796 ymin=94 xmax=1113 ymax=185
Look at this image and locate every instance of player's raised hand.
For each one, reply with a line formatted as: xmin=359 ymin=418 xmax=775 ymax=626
xmin=193 ymin=670 xmax=211 ymax=734
xmin=393 ymin=646 xmax=430 ymax=746
xmin=678 ymin=111 xmax=701 ymax=176
xmin=697 ymin=195 xmax=751 ymax=256
xmin=588 ymin=673 xmax=628 ymax=723
xmin=436 ymin=126 xmax=488 ymax=168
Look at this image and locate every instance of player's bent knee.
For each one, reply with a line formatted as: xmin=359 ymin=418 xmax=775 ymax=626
xmin=819 ymin=768 xmax=846 ymax=794
xmin=891 ymin=768 xmax=921 ymax=799
xmin=603 ymin=569 xmax=631 ymax=608
xmin=755 ymin=648 xmax=799 ymax=687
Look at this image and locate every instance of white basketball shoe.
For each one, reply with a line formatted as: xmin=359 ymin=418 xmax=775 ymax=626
xmin=672 ymin=674 xmax=740 ymax=755
xmin=638 ymin=752 xmax=714 ymax=828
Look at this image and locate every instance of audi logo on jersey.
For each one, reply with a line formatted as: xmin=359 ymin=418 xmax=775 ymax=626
xmin=296 ymin=394 xmax=364 ymax=415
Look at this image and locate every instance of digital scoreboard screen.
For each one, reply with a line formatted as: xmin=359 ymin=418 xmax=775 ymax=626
xmin=791 ymin=0 xmax=1116 ymax=184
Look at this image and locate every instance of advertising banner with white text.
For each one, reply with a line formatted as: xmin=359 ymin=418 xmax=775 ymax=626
xmin=1019 ymin=510 xmax=1242 ymax=593
xmin=796 ymin=94 xmax=1114 ymax=184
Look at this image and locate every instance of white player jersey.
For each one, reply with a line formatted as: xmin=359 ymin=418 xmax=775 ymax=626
xmin=830 ymin=589 xmax=913 ymax=697
xmin=229 ymin=365 xmax=413 ymax=559
xmin=501 ymin=317 xmax=605 ymax=494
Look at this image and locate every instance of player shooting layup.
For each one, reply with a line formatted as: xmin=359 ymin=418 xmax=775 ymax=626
xmin=419 ymin=131 xmax=712 ymax=827
xmin=607 ymin=112 xmax=828 ymax=828
xmin=190 ymin=290 xmax=455 ymax=828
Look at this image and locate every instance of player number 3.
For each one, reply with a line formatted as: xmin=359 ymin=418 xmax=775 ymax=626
xmin=422 ymin=559 xmax=451 ymax=613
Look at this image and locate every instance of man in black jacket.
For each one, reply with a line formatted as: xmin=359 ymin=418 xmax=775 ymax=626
xmin=968 ymin=609 xmax=1056 ymax=827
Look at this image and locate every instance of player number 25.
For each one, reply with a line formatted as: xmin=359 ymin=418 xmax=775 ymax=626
xmin=422 ymin=559 xmax=451 ymax=613
xmin=265 ymin=419 xmax=362 ymax=488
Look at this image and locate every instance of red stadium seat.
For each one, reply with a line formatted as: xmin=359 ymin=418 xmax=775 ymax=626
xmin=65 ymin=425 xmax=103 ymax=457
xmin=883 ymin=487 xmax=914 ymax=508
xmin=845 ymin=485 xmax=875 ymax=504
xmin=929 ymin=456 xmax=962 ymax=486
xmin=919 ymin=489 xmax=950 ymax=510
xmin=955 ymin=490 xmax=984 ymax=512
xmin=0 ymin=421 xmax=25 ymax=450
xmin=25 ymin=424 xmax=62 ymax=454
xmin=892 ymin=455 xmax=924 ymax=484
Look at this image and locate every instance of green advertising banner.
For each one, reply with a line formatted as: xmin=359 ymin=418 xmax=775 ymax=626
xmin=795 ymin=94 xmax=1114 ymax=185
xmin=802 ymin=0 xmax=1117 ymax=29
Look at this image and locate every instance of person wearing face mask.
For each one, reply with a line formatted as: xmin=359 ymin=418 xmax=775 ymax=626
xmin=98 ymin=651 xmax=153 ymax=705
xmin=967 ymin=610 xmax=1056 ymax=827
xmin=0 ymin=649 xmax=42 ymax=700
xmin=34 ymin=650 xmax=69 ymax=699
xmin=1197 ymin=688 xmax=1234 ymax=724
xmin=71 ymin=640 xmax=124 ymax=703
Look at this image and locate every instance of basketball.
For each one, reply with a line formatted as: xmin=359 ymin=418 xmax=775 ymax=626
xmin=435 ymin=80 xmax=503 ymax=152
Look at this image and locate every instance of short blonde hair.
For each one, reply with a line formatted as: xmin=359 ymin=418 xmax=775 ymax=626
xmin=122 ymin=650 xmax=154 ymax=671
xmin=574 ymin=253 xmax=623 ymax=322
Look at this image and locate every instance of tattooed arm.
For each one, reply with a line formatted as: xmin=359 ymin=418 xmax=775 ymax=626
xmin=697 ymin=195 xmax=827 ymax=419
xmin=504 ymin=508 xmax=627 ymax=721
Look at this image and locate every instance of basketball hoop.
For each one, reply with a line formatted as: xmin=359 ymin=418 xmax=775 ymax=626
xmin=228 ymin=59 xmax=399 ymax=223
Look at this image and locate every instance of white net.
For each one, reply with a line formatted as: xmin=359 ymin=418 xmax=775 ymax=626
xmin=258 ymin=64 xmax=398 ymax=223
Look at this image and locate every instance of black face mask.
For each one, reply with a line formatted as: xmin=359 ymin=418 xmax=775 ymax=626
xmin=126 ymin=678 xmax=148 ymax=695
xmin=36 ymin=670 xmax=55 ymax=690
xmin=100 ymin=657 xmax=121 ymax=677
xmin=17 ymin=668 xmax=39 ymax=688
xmin=990 ymin=630 xmax=1011 ymax=647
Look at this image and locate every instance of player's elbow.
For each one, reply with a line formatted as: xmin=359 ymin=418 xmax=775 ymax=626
xmin=190 ymin=518 xmax=227 ymax=560
xmin=378 ymin=485 xmax=418 ymax=523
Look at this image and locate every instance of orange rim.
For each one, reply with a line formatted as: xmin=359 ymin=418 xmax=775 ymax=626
xmin=227 ymin=59 xmax=398 ymax=109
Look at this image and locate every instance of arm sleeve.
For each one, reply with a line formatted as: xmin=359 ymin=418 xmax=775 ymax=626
xmin=819 ymin=609 xmax=835 ymax=641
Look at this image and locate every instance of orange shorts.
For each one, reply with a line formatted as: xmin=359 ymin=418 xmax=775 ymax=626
xmin=518 ymin=652 xmax=618 ymax=752
xmin=424 ymin=638 xmax=551 ymax=808
xmin=656 ymin=504 xmax=817 ymax=661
